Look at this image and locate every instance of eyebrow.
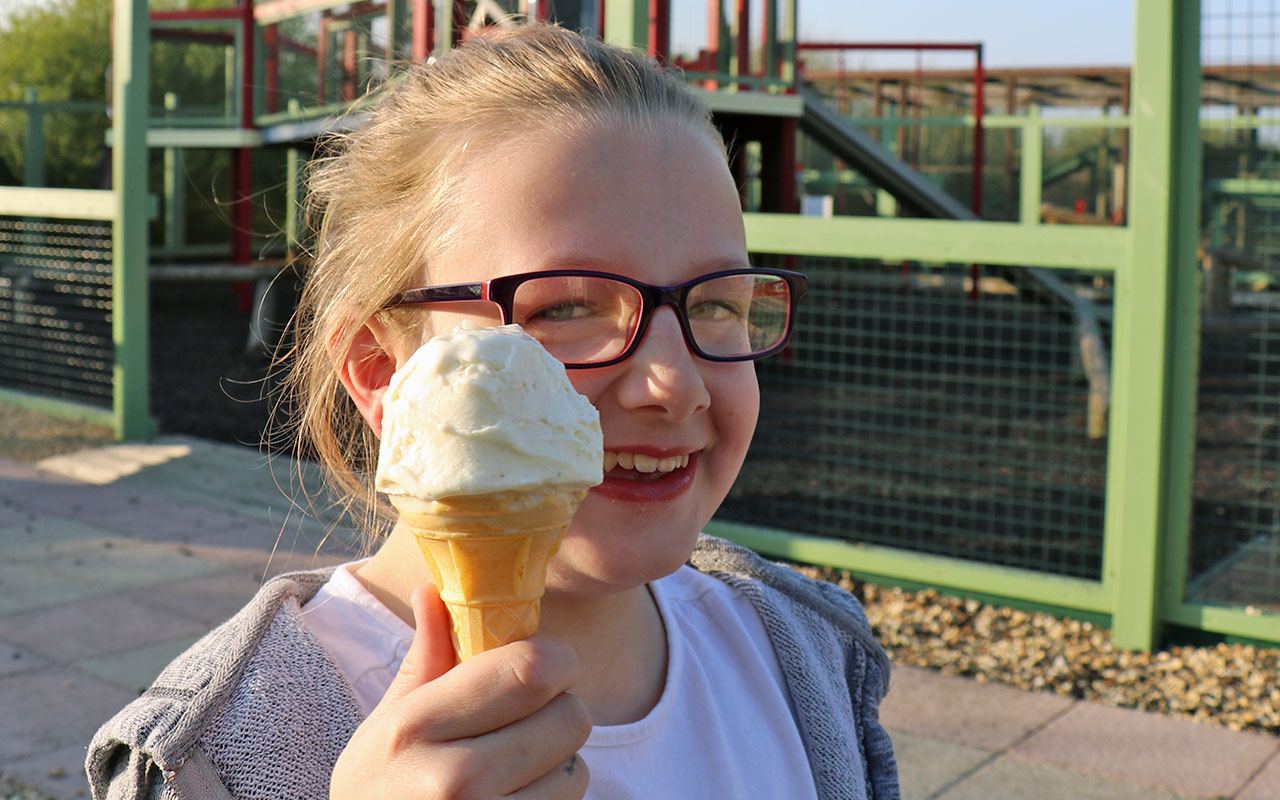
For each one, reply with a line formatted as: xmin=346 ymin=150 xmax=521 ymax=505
xmin=536 ymin=255 xmax=754 ymax=274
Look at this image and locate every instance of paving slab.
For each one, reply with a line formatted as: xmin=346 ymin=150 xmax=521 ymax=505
xmin=0 ymin=668 xmax=136 ymax=762
xmin=3 ymin=743 xmax=93 ymax=800
xmin=879 ymin=664 xmax=1075 ymax=751
xmin=0 ymin=560 xmax=115 ymax=616
xmin=0 ymin=639 xmax=51 ymax=680
xmin=1014 ymin=700 xmax=1280 ymax=798
xmin=0 ymin=518 xmax=111 ymax=565
xmin=1238 ymin=750 xmax=1280 ymax=800
xmin=886 ymin=729 xmax=991 ymax=800
xmin=124 ymin=570 xmax=273 ymax=628
xmin=39 ymin=537 xmax=234 ymax=595
xmin=937 ymin=753 xmax=1195 ymax=800
xmin=0 ymin=592 xmax=208 ymax=664
xmin=74 ymin=635 xmax=206 ymax=694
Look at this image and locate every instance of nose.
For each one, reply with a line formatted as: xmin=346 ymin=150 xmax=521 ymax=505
xmin=615 ymin=306 xmax=711 ymax=421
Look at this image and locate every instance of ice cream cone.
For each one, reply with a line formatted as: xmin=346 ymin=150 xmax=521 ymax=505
xmin=390 ymin=486 xmax=588 ymax=660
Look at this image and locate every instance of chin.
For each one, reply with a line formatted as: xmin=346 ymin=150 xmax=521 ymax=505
xmin=548 ymin=519 xmax=701 ymax=596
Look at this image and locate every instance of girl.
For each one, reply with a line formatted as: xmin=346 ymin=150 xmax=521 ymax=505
xmin=89 ymin=25 xmax=898 ymax=800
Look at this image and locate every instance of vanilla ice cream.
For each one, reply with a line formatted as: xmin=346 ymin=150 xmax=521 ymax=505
xmin=375 ymin=323 xmax=603 ymax=502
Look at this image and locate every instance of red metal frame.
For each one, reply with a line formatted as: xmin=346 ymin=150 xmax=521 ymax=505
xmin=412 ymin=0 xmax=434 ymax=62
xmin=649 ymin=0 xmax=669 ymax=63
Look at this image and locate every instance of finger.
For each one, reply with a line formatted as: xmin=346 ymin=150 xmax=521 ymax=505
xmin=504 ymin=752 xmax=590 ymax=800
xmin=471 ymin=691 xmax=591 ymax=795
xmin=416 ymin=636 xmax=582 ymax=741
xmin=380 ymin=583 xmax=456 ymax=707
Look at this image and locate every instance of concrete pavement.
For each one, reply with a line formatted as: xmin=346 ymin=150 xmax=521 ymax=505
xmin=0 ymin=436 xmax=1276 ymax=799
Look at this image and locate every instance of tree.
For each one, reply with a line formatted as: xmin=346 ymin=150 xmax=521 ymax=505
xmin=0 ymin=0 xmax=236 ymax=188
xmin=0 ymin=0 xmax=111 ymax=187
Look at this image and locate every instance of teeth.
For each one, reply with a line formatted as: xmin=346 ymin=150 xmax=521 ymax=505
xmin=604 ymin=451 xmax=690 ymax=473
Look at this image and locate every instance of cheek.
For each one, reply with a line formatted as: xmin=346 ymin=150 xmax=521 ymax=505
xmin=715 ymin=365 xmax=760 ymax=454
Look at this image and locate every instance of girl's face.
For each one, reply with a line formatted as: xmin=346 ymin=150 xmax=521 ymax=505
xmin=418 ymin=120 xmax=759 ymax=599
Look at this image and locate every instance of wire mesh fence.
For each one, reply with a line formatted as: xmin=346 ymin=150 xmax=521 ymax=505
xmin=1190 ymin=0 xmax=1280 ymax=612
xmin=0 ymin=216 xmax=113 ymax=408
xmin=718 ymin=255 xmax=1110 ymax=580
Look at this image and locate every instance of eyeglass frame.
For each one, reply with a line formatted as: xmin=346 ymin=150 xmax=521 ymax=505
xmin=383 ymin=267 xmax=808 ymax=369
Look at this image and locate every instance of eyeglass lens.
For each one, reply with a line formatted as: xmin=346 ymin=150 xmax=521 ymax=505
xmin=509 ymin=273 xmax=792 ymax=365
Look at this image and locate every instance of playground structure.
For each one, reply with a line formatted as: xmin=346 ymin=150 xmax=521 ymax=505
xmin=1 ymin=0 xmax=1277 ymax=652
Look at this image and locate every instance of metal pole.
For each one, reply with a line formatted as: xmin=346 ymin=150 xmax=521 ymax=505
xmin=1019 ymin=105 xmax=1043 ymax=225
xmin=649 ymin=0 xmax=669 ymax=62
xmin=22 ymin=88 xmax=45 ymax=187
xmin=162 ymin=92 xmax=185 ymax=254
xmin=1105 ymin=0 xmax=1201 ymax=650
xmin=111 ymin=0 xmax=155 ymax=440
xmin=972 ymin=44 xmax=985 ymax=217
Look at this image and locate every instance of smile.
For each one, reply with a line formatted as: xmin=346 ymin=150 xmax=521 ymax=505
xmin=603 ymin=451 xmax=691 ymax=474
xmin=593 ymin=451 xmax=698 ymax=502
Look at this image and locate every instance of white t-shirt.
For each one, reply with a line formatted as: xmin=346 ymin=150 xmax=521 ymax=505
xmin=301 ymin=562 xmax=819 ymax=800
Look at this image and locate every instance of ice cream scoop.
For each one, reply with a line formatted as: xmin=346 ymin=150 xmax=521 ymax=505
xmin=376 ymin=323 xmax=603 ymax=659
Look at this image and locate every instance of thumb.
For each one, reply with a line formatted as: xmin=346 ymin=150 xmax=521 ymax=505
xmin=381 ymin=583 xmax=456 ymax=706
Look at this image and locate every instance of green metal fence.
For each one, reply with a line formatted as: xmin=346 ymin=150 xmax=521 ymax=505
xmin=719 ymin=258 xmax=1111 ymax=582
xmin=0 ymin=215 xmax=114 ymax=407
xmin=710 ymin=0 xmax=1280 ymax=650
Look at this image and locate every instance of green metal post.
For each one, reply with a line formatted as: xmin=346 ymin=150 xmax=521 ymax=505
xmin=1019 ymin=106 xmax=1042 ymax=225
xmin=717 ymin=7 xmax=732 ymax=80
xmin=162 ymin=93 xmax=185 ymax=253
xmin=1104 ymin=0 xmax=1200 ymax=650
xmin=386 ymin=0 xmax=408 ymax=63
xmin=603 ymin=0 xmax=647 ymax=49
xmin=763 ymin=0 xmax=778 ymax=81
xmin=112 ymin=0 xmax=155 ymax=440
xmin=225 ymin=44 xmax=237 ymax=122
xmin=438 ymin=0 xmax=455 ymax=54
xmin=781 ymin=0 xmax=797 ymax=84
xmin=23 ymin=88 xmax=45 ymax=187
xmin=286 ymin=99 xmax=302 ymax=254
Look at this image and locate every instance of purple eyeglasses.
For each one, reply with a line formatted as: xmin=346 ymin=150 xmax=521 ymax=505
xmin=384 ymin=267 xmax=807 ymax=368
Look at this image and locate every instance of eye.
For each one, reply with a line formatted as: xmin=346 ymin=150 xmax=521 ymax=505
xmin=688 ymin=298 xmax=746 ymax=322
xmin=525 ymin=300 xmax=597 ymax=323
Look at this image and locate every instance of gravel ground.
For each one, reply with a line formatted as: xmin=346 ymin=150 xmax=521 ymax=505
xmin=798 ymin=564 xmax=1280 ymax=736
xmin=0 ymin=773 xmax=54 ymax=800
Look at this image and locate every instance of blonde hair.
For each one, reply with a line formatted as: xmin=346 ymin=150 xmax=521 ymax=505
xmin=279 ymin=24 xmax=726 ymax=539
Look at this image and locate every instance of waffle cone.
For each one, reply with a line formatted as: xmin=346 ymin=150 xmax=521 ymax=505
xmin=391 ymin=487 xmax=587 ymax=660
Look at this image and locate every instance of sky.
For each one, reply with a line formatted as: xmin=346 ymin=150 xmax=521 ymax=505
xmin=797 ymin=0 xmax=1134 ymax=68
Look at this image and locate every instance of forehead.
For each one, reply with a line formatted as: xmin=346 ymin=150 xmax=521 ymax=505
xmin=428 ymin=119 xmax=748 ymax=287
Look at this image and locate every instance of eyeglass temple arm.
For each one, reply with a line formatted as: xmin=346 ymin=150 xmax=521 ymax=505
xmin=387 ymin=283 xmax=485 ymax=308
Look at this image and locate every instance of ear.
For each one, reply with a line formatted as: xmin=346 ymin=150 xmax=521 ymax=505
xmin=336 ymin=317 xmax=401 ymax=440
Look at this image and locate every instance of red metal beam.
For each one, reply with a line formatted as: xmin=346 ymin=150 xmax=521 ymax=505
xmin=342 ymin=29 xmax=358 ymax=102
xmin=648 ymin=0 xmax=669 ymax=62
xmin=735 ymin=0 xmax=748 ymax=79
xmin=150 ymin=9 xmax=241 ymax=23
xmin=412 ymin=0 xmax=433 ymax=62
xmin=798 ymin=41 xmax=982 ymax=52
xmin=278 ymin=36 xmax=318 ymax=58
xmin=150 ymin=29 xmax=235 ymax=45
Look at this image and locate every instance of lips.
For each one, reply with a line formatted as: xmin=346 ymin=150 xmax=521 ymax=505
xmin=592 ymin=450 xmax=698 ymax=503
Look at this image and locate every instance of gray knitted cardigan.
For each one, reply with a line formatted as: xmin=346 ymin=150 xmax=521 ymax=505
xmin=87 ymin=535 xmax=899 ymax=800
